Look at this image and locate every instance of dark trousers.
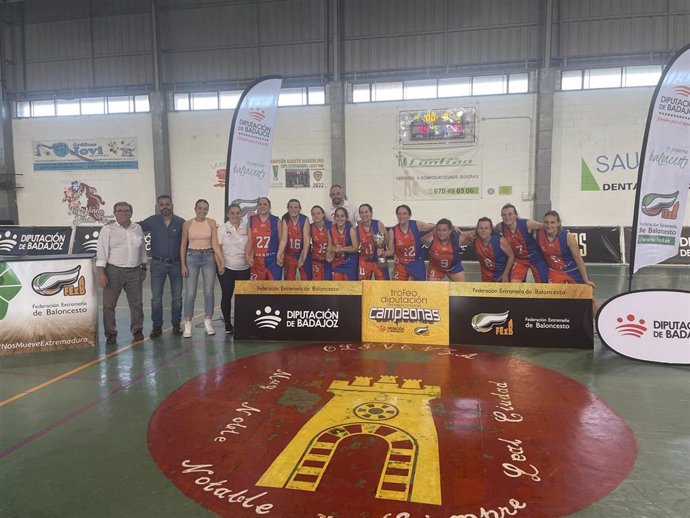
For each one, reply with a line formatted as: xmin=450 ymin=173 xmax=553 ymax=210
xmin=103 ymin=264 xmax=144 ymax=337
xmin=217 ymin=268 xmax=250 ymax=328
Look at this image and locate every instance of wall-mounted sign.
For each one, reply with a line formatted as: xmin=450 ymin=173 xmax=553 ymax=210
xmin=399 ymin=108 xmax=477 ymax=146
xmin=33 ymin=138 xmax=138 ymax=171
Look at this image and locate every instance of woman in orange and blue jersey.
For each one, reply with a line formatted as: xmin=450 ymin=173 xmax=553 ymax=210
xmin=473 ymin=217 xmax=514 ymax=282
xmin=537 ymin=210 xmax=595 ymax=287
xmin=386 ymin=204 xmax=435 ymax=281
xmin=425 ymin=218 xmax=472 ymax=281
xmin=328 ymin=207 xmax=359 ymax=280
xmin=309 ymin=205 xmax=332 ymax=280
xmin=245 ymin=197 xmax=283 ymax=280
xmin=496 ymin=203 xmax=548 ymax=283
xmin=277 ymin=199 xmax=311 ymax=280
xmin=357 ymin=204 xmax=391 ymax=280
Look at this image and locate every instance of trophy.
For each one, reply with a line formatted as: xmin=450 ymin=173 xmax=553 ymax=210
xmin=373 ymin=232 xmax=386 ymax=264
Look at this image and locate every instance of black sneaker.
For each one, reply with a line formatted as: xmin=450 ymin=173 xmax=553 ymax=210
xmin=150 ymin=326 xmax=163 ymax=338
xmin=105 ymin=334 xmax=117 ymax=345
xmin=225 ymin=325 xmax=234 ymax=335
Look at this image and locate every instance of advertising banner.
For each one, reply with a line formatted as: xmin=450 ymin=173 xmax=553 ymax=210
xmin=270 ymin=157 xmax=327 ymax=189
xmin=597 ymin=290 xmax=690 ymax=364
xmin=449 ymin=283 xmax=593 ymax=349
xmin=631 ymin=44 xmax=690 ymax=273
xmin=72 ymin=226 xmax=152 ymax=256
xmin=394 ymin=147 xmax=482 ymax=200
xmin=234 ymin=281 xmax=361 ymax=341
xmin=624 ymin=226 xmax=690 ymax=264
xmin=567 ymin=227 xmax=623 ymax=263
xmin=0 ymin=256 xmax=97 ymax=356
xmin=33 ymin=139 xmax=138 ymax=171
xmin=225 ymin=76 xmax=283 ymax=216
xmin=0 ymin=226 xmax=72 ymax=256
xmin=361 ymin=280 xmax=449 ymax=345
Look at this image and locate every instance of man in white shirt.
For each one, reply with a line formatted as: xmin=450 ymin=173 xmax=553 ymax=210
xmin=96 ymin=201 xmax=148 ymax=345
xmin=326 ymin=184 xmax=359 ymax=226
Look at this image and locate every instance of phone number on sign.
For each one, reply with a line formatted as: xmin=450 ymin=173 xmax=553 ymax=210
xmin=427 ymin=187 xmax=480 ymax=195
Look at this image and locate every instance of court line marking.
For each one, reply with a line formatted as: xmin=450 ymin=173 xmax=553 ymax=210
xmin=0 ymin=311 xmax=209 ymax=409
xmin=0 ymin=344 xmax=196 ymax=460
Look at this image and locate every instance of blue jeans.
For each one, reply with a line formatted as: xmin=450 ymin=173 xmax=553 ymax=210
xmin=150 ymin=260 xmax=183 ymax=328
xmin=184 ymin=251 xmax=216 ymax=320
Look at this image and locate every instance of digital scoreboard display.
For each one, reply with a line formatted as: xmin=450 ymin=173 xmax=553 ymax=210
xmin=399 ymin=108 xmax=476 ymax=146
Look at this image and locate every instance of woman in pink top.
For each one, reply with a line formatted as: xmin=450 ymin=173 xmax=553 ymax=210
xmin=180 ymin=199 xmax=224 ymax=337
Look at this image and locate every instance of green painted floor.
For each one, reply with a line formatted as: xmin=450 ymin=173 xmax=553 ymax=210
xmin=1 ymin=263 xmax=689 ymax=517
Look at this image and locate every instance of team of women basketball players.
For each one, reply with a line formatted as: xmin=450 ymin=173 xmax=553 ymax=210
xmin=241 ymin=198 xmax=595 ymax=287
xmin=199 ymin=197 xmax=596 ymax=334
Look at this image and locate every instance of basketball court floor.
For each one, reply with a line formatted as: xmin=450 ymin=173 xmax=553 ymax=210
xmin=1 ymin=263 xmax=688 ymax=517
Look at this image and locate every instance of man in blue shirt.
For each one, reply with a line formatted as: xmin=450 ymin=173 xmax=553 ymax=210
xmin=139 ymin=195 xmax=185 ymax=337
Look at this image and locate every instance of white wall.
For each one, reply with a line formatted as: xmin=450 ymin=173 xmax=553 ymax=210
xmin=168 ymin=105 xmax=331 ymax=223
xmin=13 ymin=114 xmax=155 ymax=225
xmin=551 ymin=87 xmax=690 ymax=227
xmin=345 ymin=94 xmax=536 ymax=227
xmin=13 ymin=87 xmax=688 ymax=229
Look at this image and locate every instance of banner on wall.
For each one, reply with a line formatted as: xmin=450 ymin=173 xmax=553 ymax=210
xmin=224 ymin=76 xmax=283 ymax=216
xmin=270 ymin=158 xmax=327 ymax=189
xmin=630 ymin=44 xmax=690 ymax=275
xmin=394 ymin=147 xmax=482 ymax=200
xmin=0 ymin=226 xmax=72 ymax=256
xmin=33 ymin=139 xmax=138 ymax=171
xmin=0 ymin=256 xmax=97 ymax=356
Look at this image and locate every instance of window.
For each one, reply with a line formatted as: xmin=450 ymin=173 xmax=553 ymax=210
xmin=220 ymin=91 xmax=242 ymax=109
xmin=32 ymin=100 xmax=55 ymax=117
xmin=134 ymin=95 xmax=150 ymax=112
xmin=373 ymin=82 xmax=403 ymax=102
xmin=107 ymin=96 xmax=132 ymax=113
xmin=279 ymin=88 xmax=307 ymax=106
xmin=56 ymin=99 xmax=80 ymax=116
xmin=623 ymin=65 xmax=662 ymax=87
xmin=438 ymin=77 xmax=471 ymax=98
xmin=16 ymin=95 xmax=147 ymax=118
xmin=584 ymin=68 xmax=622 ymax=89
xmin=405 ymin=79 xmax=437 ymax=100
xmin=16 ymin=102 xmax=31 ymax=118
xmin=173 ymin=93 xmax=190 ymax=111
xmin=508 ymin=73 xmax=529 ymax=94
xmin=191 ymin=92 xmax=219 ymax=110
xmin=352 ymin=84 xmax=371 ymax=103
xmin=561 ymin=70 xmax=583 ymax=91
xmin=308 ymin=86 xmax=325 ymax=105
xmin=472 ymin=75 xmax=506 ymax=96
xmin=81 ymin=97 xmax=105 ymax=115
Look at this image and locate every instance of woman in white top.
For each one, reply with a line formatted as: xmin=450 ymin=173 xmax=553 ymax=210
xmin=217 ymin=203 xmax=250 ymax=335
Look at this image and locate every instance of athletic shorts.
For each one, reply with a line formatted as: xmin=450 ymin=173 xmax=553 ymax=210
xmin=510 ymin=258 xmax=548 ymax=283
xmin=479 ymin=267 xmax=503 ymax=282
xmin=427 ymin=260 xmax=464 ymax=280
xmin=332 ymin=264 xmax=357 ymax=281
xmin=548 ymin=269 xmax=584 ymax=284
xmin=250 ymin=256 xmax=282 ymax=281
xmin=393 ymin=260 xmax=426 ymax=281
xmin=311 ymin=259 xmax=331 ymax=281
xmin=283 ymin=254 xmax=312 ymax=281
xmin=358 ymin=259 xmax=390 ymax=280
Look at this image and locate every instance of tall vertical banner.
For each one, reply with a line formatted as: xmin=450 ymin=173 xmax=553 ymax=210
xmin=224 ymin=76 xmax=283 ymax=215
xmin=631 ymin=44 xmax=690 ymax=277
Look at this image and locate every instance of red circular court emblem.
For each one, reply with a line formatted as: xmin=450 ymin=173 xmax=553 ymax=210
xmin=148 ymin=343 xmax=636 ymax=517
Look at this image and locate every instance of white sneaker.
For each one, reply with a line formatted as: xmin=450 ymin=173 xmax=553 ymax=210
xmin=183 ymin=321 xmax=192 ymax=338
xmin=204 ymin=318 xmax=215 ymax=335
